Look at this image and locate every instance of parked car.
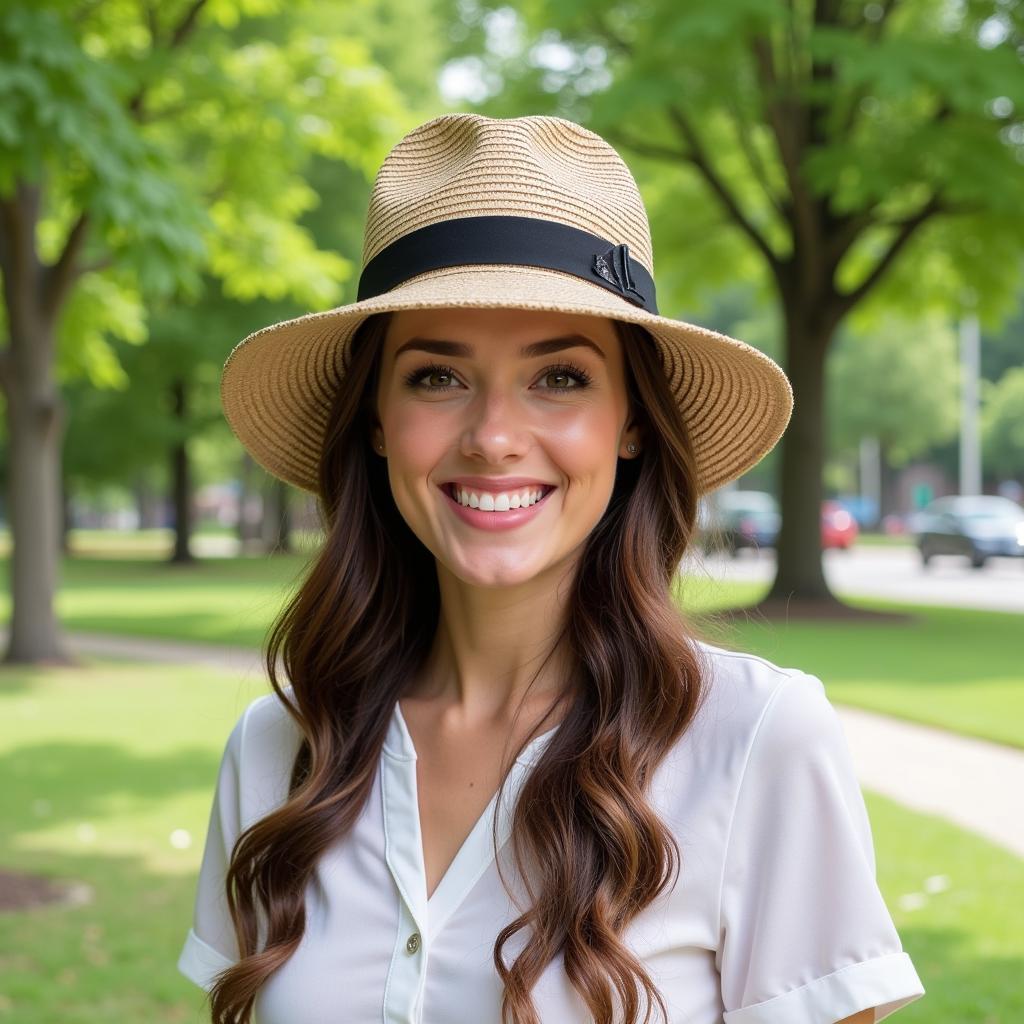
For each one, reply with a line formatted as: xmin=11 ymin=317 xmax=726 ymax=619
xmin=913 ymin=495 xmax=1024 ymax=569
xmin=697 ymin=490 xmax=780 ymax=556
xmin=822 ymin=500 xmax=859 ymax=550
xmin=697 ymin=492 xmax=862 ymax=557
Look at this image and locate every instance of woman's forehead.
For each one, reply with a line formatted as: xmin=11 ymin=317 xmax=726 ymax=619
xmin=383 ymin=307 xmax=620 ymax=354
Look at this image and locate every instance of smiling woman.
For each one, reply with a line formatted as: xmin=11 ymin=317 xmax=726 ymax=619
xmin=372 ymin=306 xmax=641 ymax=588
xmin=180 ymin=113 xmax=925 ymax=1024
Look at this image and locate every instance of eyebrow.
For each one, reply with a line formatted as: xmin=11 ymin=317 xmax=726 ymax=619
xmin=392 ymin=333 xmax=607 ymax=363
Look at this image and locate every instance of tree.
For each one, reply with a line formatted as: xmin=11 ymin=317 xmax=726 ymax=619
xmin=827 ymin=312 xmax=959 ymax=513
xmin=441 ymin=0 xmax=1024 ymax=612
xmin=982 ymin=366 xmax=1024 ymax=479
xmin=0 ymin=0 xmax=410 ymax=663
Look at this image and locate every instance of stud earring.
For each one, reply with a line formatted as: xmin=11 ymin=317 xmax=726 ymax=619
xmin=627 ymin=443 xmax=638 ymax=455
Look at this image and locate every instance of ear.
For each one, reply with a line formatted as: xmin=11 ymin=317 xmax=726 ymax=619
xmin=620 ymin=408 xmax=648 ymax=457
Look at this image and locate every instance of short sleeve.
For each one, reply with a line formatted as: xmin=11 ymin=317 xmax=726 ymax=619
xmin=717 ymin=674 xmax=926 ymax=1024
xmin=177 ymin=704 xmax=248 ymax=992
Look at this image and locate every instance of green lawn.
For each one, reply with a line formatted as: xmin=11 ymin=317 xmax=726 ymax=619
xmin=0 ymin=657 xmax=1018 ymax=1022
xmin=679 ymin=577 xmax=1024 ymax=751
xmin=1 ymin=549 xmax=1020 ymax=750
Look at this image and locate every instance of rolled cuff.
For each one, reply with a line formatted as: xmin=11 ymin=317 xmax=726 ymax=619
xmin=723 ymin=951 xmax=925 ymax=1024
xmin=177 ymin=926 xmax=237 ymax=993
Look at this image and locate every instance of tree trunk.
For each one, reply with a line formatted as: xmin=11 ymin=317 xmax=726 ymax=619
xmin=765 ymin=319 xmax=833 ymax=602
xmin=60 ymin=465 xmax=73 ymax=556
xmin=877 ymin=438 xmax=900 ymax=521
xmin=169 ymin=376 xmax=193 ymax=564
xmin=236 ymin=451 xmax=261 ymax=550
xmin=134 ymin=475 xmax=162 ymax=530
xmin=261 ymin=476 xmax=292 ymax=554
xmin=1 ymin=323 xmax=74 ymax=664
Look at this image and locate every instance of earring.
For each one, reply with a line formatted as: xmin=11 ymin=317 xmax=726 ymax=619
xmin=627 ymin=443 xmax=638 ymax=455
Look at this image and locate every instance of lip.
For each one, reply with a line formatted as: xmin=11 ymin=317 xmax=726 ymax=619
xmin=438 ymin=481 xmax=556 ymax=532
xmin=442 ymin=475 xmax=557 ymax=492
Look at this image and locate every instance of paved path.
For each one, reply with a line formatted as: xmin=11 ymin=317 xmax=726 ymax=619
xmin=836 ymin=705 xmax=1024 ymax=858
xmin=683 ymin=543 xmax=1024 ymax=613
xmin=28 ymin=630 xmax=1024 ymax=860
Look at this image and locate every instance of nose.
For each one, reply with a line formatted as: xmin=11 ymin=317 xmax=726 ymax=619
xmin=458 ymin=388 xmax=533 ymax=463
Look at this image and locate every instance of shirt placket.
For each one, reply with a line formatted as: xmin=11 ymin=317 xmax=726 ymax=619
xmin=379 ymin=704 xmax=560 ymax=1024
xmin=381 ymin=746 xmax=429 ymax=1024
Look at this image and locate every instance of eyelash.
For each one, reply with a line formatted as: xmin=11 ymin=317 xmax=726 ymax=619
xmin=402 ymin=361 xmax=594 ymax=393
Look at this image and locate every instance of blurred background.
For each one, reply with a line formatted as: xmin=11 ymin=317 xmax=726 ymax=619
xmin=0 ymin=0 xmax=1021 ymax=1020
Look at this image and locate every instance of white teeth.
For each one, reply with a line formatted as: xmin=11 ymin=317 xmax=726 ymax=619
xmin=450 ymin=485 xmax=548 ymax=511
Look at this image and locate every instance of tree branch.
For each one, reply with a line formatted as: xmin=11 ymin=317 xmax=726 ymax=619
xmin=666 ymin=104 xmax=780 ymax=270
xmin=127 ymin=0 xmax=209 ymax=118
xmin=724 ymin=96 xmax=788 ymax=222
xmin=48 ymin=0 xmax=210 ymax=304
xmin=78 ymin=255 xmax=115 ymax=276
xmin=602 ymin=132 xmax=691 ymax=164
xmin=831 ymin=194 xmax=941 ymax=320
xmin=0 ymin=347 xmax=12 ymax=398
xmin=837 ymin=0 xmax=902 ymax=138
xmin=749 ymin=30 xmax=812 ymax=248
xmin=40 ymin=211 xmax=90 ymax=316
xmin=167 ymin=0 xmax=207 ymax=49
xmin=825 ymin=100 xmax=954 ymax=272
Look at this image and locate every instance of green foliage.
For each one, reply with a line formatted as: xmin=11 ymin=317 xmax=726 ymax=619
xmin=981 ymin=366 xmax=1024 ymax=477
xmin=827 ymin=313 xmax=959 ymax=465
xmin=0 ymin=4 xmax=210 ymax=298
xmin=1 ymin=0 xmax=413 ymax=377
xmin=440 ymin=0 xmax=1024 ymax=328
xmin=2 ymin=0 xmax=449 ymax=498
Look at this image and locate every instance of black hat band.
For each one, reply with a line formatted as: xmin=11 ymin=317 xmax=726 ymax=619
xmin=356 ymin=214 xmax=658 ymax=314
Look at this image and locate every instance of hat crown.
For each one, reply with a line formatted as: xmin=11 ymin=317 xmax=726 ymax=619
xmin=361 ymin=113 xmax=655 ymax=277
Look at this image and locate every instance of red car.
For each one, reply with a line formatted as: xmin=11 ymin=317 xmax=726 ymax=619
xmin=822 ymin=500 xmax=859 ymax=550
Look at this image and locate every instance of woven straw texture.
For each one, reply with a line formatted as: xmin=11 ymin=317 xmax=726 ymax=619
xmin=220 ymin=113 xmax=793 ymax=498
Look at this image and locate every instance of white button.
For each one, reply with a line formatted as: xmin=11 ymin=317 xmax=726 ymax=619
xmin=405 ymin=931 xmax=421 ymax=954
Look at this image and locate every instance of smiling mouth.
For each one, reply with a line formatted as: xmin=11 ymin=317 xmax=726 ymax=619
xmin=442 ymin=483 xmax=557 ymax=508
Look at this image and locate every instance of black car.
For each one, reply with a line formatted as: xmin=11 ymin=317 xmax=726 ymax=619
xmin=697 ymin=490 xmax=780 ymax=557
xmin=912 ymin=495 xmax=1024 ymax=569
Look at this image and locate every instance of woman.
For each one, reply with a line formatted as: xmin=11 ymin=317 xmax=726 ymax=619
xmin=178 ymin=113 xmax=926 ymax=1024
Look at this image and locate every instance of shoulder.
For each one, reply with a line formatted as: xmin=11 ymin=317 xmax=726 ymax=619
xmin=651 ymin=640 xmax=843 ymax=820
xmin=228 ymin=687 xmax=305 ymax=829
xmin=688 ymin=638 xmax=831 ymax=747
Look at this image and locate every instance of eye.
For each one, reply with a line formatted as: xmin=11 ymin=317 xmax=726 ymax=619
xmin=402 ymin=362 xmax=458 ymax=390
xmin=540 ymin=362 xmax=593 ymax=390
xmin=402 ymin=361 xmax=594 ymax=393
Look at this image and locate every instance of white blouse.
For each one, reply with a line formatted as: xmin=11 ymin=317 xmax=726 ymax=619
xmin=178 ymin=640 xmax=925 ymax=1023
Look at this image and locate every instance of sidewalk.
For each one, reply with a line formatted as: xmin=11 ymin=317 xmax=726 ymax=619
xmin=43 ymin=630 xmax=1024 ymax=860
xmin=836 ymin=705 xmax=1024 ymax=858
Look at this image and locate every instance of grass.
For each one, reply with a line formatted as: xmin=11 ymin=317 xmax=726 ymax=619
xmin=2 ymin=549 xmax=1019 ymax=750
xmin=0 ymin=656 xmax=1019 ymax=1022
xmin=678 ymin=575 xmax=1024 ymax=751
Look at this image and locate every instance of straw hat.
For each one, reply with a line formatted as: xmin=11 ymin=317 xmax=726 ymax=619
xmin=220 ymin=112 xmax=793 ymax=497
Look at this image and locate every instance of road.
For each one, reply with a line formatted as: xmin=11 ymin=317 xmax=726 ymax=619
xmin=195 ymin=534 xmax=1024 ymax=613
xmin=682 ymin=542 xmax=1024 ymax=613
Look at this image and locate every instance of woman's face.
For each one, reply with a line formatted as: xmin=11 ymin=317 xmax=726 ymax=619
xmin=372 ymin=306 xmax=644 ymax=588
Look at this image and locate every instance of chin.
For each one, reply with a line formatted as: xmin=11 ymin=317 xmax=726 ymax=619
xmin=446 ymin=556 xmax=550 ymax=589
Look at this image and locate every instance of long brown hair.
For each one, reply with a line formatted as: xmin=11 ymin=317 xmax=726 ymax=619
xmin=207 ymin=311 xmax=719 ymax=1024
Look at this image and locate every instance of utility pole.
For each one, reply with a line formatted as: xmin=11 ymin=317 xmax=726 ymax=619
xmin=959 ymin=311 xmax=982 ymax=497
xmin=859 ymin=436 xmax=881 ymax=527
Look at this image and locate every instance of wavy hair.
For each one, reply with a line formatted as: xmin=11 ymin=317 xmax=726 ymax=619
xmin=206 ymin=311 xmax=721 ymax=1024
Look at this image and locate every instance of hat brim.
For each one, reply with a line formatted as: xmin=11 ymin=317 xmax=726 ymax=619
xmin=220 ymin=263 xmax=793 ymax=497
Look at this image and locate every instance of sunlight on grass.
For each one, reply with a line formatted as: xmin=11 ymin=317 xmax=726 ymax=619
xmin=0 ymin=656 xmax=1019 ymax=1021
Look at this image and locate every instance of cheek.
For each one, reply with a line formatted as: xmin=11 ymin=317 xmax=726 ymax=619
xmin=549 ymin=413 xmax=621 ymax=479
xmin=389 ymin=405 xmax=449 ymax=466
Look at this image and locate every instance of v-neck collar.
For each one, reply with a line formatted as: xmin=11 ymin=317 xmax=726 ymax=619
xmin=380 ymin=699 xmax=561 ymax=942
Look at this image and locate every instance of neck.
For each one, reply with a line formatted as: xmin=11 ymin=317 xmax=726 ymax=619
xmin=407 ymin=556 xmax=580 ymax=727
